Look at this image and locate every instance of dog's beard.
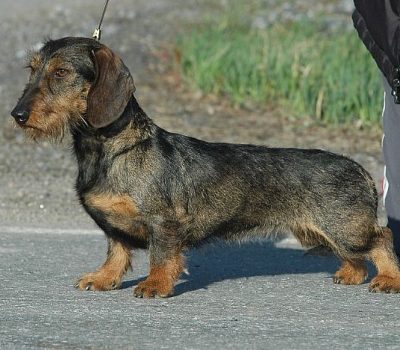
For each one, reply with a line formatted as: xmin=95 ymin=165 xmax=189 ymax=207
xmin=20 ymin=90 xmax=89 ymax=142
xmin=21 ymin=112 xmax=85 ymax=143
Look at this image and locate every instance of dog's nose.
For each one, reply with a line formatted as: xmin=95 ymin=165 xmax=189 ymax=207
xmin=11 ymin=107 xmax=30 ymax=124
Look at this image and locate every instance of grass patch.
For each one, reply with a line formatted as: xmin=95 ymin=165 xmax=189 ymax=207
xmin=176 ymin=11 xmax=382 ymax=125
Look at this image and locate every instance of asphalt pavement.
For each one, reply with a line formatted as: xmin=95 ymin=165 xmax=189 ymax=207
xmin=1 ymin=1 xmax=400 ymax=349
xmin=1 ymin=229 xmax=400 ymax=350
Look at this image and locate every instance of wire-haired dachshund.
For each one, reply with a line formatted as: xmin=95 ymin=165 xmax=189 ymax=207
xmin=11 ymin=37 xmax=400 ymax=297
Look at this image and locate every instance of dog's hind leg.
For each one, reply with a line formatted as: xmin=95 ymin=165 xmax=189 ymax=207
xmin=291 ymin=221 xmax=368 ymax=286
xmin=333 ymin=225 xmax=400 ymax=292
xmin=368 ymin=227 xmax=400 ymax=293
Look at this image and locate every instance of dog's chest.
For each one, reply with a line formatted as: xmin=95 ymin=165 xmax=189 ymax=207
xmin=83 ymin=192 xmax=147 ymax=240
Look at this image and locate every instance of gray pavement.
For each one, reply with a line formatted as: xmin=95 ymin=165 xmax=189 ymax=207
xmin=1 ymin=229 xmax=400 ymax=350
xmin=1 ymin=1 xmax=400 ymax=349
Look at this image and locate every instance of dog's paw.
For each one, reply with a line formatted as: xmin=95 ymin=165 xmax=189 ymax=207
xmin=369 ymin=275 xmax=400 ymax=293
xmin=133 ymin=279 xmax=173 ymax=298
xmin=333 ymin=261 xmax=368 ymax=285
xmin=333 ymin=270 xmax=367 ymax=285
xmin=75 ymin=272 xmax=120 ymax=291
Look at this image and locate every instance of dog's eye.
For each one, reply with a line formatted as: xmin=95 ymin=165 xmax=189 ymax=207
xmin=54 ymin=68 xmax=68 ymax=78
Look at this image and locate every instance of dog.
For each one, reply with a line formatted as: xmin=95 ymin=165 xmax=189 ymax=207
xmin=11 ymin=37 xmax=400 ymax=297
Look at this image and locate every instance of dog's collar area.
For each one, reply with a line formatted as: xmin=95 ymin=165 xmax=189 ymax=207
xmin=95 ymin=96 xmax=142 ymax=138
xmin=88 ymin=99 xmax=132 ymax=138
xmin=74 ymin=96 xmax=149 ymax=140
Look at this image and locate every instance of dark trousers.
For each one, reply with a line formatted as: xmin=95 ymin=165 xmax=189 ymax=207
xmin=382 ymin=77 xmax=400 ymax=254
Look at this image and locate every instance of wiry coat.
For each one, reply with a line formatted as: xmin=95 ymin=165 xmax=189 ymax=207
xmin=11 ymin=37 xmax=400 ymax=297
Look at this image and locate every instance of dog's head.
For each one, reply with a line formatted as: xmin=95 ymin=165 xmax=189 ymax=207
xmin=11 ymin=37 xmax=136 ymax=140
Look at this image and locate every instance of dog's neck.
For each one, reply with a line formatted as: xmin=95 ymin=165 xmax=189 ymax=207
xmin=72 ymin=95 xmax=154 ymax=141
xmin=72 ymin=95 xmax=155 ymax=193
xmin=72 ymin=95 xmax=155 ymax=169
xmin=96 ymin=96 xmax=153 ymax=138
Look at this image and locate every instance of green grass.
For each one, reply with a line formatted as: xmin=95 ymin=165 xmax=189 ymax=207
xmin=176 ymin=15 xmax=383 ymax=125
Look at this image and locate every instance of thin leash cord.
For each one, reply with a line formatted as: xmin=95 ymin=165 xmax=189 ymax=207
xmin=92 ymin=0 xmax=110 ymax=41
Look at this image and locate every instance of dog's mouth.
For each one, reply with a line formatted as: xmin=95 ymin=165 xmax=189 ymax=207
xmin=15 ymin=118 xmax=47 ymax=140
xmin=15 ymin=119 xmax=27 ymax=126
xmin=17 ymin=121 xmax=42 ymax=131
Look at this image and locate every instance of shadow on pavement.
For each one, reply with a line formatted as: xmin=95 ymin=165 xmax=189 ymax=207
xmin=121 ymin=240 xmax=340 ymax=295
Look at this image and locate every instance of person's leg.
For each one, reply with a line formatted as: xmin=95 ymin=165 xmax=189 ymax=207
xmin=382 ymin=77 xmax=400 ymax=255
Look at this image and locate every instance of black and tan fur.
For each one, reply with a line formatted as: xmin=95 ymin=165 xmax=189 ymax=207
xmin=11 ymin=37 xmax=400 ymax=297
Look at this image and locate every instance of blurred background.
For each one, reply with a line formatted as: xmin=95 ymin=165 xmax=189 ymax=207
xmin=0 ymin=0 xmax=385 ymax=230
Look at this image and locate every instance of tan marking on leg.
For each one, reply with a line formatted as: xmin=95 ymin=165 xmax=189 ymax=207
xmin=134 ymin=254 xmax=185 ymax=298
xmin=77 ymin=239 xmax=132 ymax=291
xmin=369 ymin=228 xmax=400 ymax=293
xmin=333 ymin=260 xmax=368 ymax=285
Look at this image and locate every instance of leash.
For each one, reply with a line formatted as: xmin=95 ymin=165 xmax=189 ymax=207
xmin=92 ymin=0 xmax=110 ymax=41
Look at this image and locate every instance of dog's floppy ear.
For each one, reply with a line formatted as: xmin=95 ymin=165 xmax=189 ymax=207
xmin=86 ymin=46 xmax=136 ymax=128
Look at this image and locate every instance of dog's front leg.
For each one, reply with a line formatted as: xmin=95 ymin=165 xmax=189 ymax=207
xmin=76 ymin=238 xmax=131 ymax=291
xmin=134 ymin=223 xmax=185 ymax=298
